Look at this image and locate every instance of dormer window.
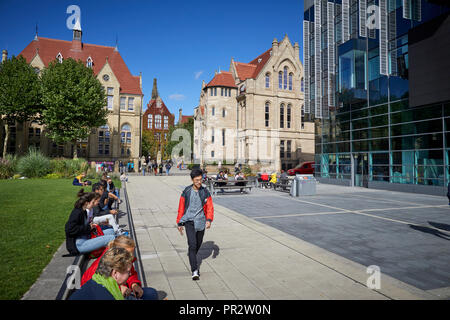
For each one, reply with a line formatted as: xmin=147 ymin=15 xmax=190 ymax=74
xmin=56 ymin=52 xmax=63 ymax=63
xmin=258 ymin=58 xmax=262 ymax=63
xmin=86 ymin=57 xmax=93 ymax=68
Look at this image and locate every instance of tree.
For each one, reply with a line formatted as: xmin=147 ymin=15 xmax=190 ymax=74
xmin=40 ymin=58 xmax=108 ymax=158
xmin=165 ymin=117 xmax=194 ymax=162
xmin=142 ymin=130 xmax=159 ymax=159
xmin=0 ymin=55 xmax=42 ymax=157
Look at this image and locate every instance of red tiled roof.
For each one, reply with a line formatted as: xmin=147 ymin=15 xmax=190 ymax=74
xmin=234 ymin=48 xmax=272 ymax=81
xmin=19 ymin=37 xmax=142 ymax=95
xmin=205 ymin=71 xmax=237 ymax=88
xmin=180 ymin=115 xmax=193 ymax=124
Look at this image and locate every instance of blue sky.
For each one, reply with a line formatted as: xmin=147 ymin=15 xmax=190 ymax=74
xmin=0 ymin=0 xmax=304 ymax=121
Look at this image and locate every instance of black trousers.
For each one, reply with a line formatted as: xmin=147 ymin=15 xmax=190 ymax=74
xmin=184 ymin=221 xmax=205 ymax=272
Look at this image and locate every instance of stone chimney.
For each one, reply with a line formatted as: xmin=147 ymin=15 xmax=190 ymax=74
xmin=272 ymin=38 xmax=279 ymax=56
xmin=2 ymin=50 xmax=7 ymax=63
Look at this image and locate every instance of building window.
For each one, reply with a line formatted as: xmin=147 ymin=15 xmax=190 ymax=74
xmin=222 ymin=108 xmax=225 ymax=118
xmin=265 ymin=102 xmax=270 ymax=127
xmin=210 ymin=88 xmax=213 ymax=96
xmin=148 ymin=115 xmax=153 ymax=129
xmin=222 ymin=129 xmax=225 ymax=146
xmin=107 ymin=87 xmax=114 ymax=95
xmin=121 ymin=124 xmax=131 ymax=156
xmin=287 ymin=140 xmax=291 ymax=158
xmin=265 ymin=73 xmax=270 ymax=88
xmin=287 ymin=104 xmax=292 ymax=129
xmin=212 ymin=107 xmax=215 ymax=116
xmin=289 ymin=73 xmax=293 ymax=90
xmin=107 ymin=95 xmax=113 ymax=110
xmin=301 ymin=105 xmax=305 ymax=129
xmin=279 ymin=72 xmax=282 ymax=89
xmin=280 ymin=104 xmax=285 ymax=128
xmin=56 ymin=52 xmax=63 ymax=63
xmin=99 ymin=125 xmax=110 ymax=155
xmin=212 ymin=131 xmax=214 ymax=143
xmin=280 ymin=140 xmax=285 ymax=158
xmin=283 ymin=67 xmax=288 ymax=90
xmin=164 ymin=116 xmax=169 ymax=129
xmin=211 ymin=150 xmax=214 ymax=158
xmin=120 ymin=97 xmax=126 ymax=110
xmin=214 ymin=88 xmax=217 ymax=96
xmin=221 ymin=88 xmax=224 ymax=96
xmin=155 ymin=115 xmax=162 ymax=129
xmin=301 ymin=78 xmax=304 ymax=92
xmin=86 ymin=57 xmax=93 ymax=68
xmin=128 ymin=97 xmax=134 ymax=111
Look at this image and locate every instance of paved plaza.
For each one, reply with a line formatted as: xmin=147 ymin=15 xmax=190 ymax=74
xmin=125 ymin=174 xmax=450 ymax=300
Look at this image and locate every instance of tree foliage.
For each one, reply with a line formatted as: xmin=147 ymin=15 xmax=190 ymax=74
xmin=142 ymin=129 xmax=159 ymax=159
xmin=0 ymin=55 xmax=42 ymax=157
xmin=40 ymin=58 xmax=108 ymax=157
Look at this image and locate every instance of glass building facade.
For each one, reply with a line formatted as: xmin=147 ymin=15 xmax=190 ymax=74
xmin=303 ymin=0 xmax=450 ymax=194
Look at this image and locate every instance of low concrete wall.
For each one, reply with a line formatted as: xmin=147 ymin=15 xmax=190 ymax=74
xmin=316 ymin=177 xmax=352 ymax=187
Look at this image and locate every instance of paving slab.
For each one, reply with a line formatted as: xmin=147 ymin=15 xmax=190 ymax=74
xmin=125 ymin=175 xmax=445 ymax=300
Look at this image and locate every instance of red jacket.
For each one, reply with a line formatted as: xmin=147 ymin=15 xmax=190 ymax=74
xmin=80 ymin=248 xmax=141 ymax=288
xmin=176 ymin=185 xmax=214 ymax=225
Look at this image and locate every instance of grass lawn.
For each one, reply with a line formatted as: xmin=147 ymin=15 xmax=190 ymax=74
xmin=0 ymin=177 xmax=121 ymax=300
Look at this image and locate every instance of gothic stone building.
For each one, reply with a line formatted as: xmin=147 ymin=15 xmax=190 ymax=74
xmin=194 ymin=35 xmax=315 ymax=171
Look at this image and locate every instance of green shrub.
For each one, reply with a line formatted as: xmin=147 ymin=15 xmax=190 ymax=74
xmin=50 ymin=157 xmax=89 ymax=177
xmin=17 ymin=148 xmax=51 ymax=178
xmin=0 ymin=155 xmax=18 ymax=179
xmin=242 ymin=165 xmax=252 ymax=176
xmin=43 ymin=173 xmax=62 ymax=179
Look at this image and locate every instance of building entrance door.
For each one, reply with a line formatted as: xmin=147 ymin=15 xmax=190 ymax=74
xmin=353 ymin=153 xmax=369 ymax=188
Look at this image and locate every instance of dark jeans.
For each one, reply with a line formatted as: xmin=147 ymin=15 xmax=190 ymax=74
xmin=184 ymin=221 xmax=205 ymax=272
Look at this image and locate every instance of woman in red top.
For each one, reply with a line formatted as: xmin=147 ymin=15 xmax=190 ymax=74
xmin=81 ymin=235 xmax=158 ymax=300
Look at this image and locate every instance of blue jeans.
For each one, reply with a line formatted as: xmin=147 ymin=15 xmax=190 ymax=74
xmin=126 ymin=287 xmax=159 ymax=300
xmin=75 ymin=228 xmax=116 ymax=254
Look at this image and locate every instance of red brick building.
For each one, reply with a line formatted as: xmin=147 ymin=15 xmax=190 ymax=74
xmin=143 ymin=79 xmax=175 ymax=158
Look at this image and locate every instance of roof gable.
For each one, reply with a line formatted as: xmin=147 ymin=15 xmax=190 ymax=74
xmin=19 ymin=37 xmax=142 ymax=95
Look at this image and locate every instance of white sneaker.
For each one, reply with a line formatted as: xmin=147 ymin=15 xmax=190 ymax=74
xmin=192 ymin=270 xmax=199 ymax=280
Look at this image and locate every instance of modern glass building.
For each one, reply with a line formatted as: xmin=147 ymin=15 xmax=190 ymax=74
xmin=303 ymin=0 xmax=450 ymax=195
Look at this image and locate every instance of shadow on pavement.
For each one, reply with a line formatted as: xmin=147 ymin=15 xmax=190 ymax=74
xmin=197 ymin=241 xmax=220 ymax=270
xmin=409 ymin=224 xmax=450 ymax=241
xmin=428 ymin=221 xmax=450 ymax=232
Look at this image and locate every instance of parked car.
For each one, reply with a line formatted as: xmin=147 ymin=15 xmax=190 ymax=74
xmin=287 ymin=161 xmax=315 ymax=176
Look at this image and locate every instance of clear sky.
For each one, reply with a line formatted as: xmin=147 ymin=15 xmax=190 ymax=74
xmin=0 ymin=0 xmax=304 ymax=121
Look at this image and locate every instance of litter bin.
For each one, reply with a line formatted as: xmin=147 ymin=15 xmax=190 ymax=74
xmin=296 ymin=174 xmax=316 ymax=196
xmin=290 ymin=175 xmax=298 ymax=197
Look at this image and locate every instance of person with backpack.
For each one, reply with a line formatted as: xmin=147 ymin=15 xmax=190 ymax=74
xmin=176 ymin=169 xmax=214 ymax=280
xmin=165 ymin=162 xmax=172 ymax=176
xmin=65 ymin=189 xmax=117 ymax=255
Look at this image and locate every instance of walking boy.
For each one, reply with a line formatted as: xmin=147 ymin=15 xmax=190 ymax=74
xmin=176 ymin=169 xmax=214 ymax=280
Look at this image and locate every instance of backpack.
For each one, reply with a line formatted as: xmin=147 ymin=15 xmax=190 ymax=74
xmin=89 ymin=225 xmax=106 ymax=259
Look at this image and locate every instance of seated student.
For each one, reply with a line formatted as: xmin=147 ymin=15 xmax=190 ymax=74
xmin=99 ymin=180 xmax=120 ymax=210
xmin=69 ymin=247 xmax=133 ymax=300
xmin=106 ymin=176 xmax=121 ymax=203
xmin=120 ymin=172 xmax=128 ymax=183
xmin=215 ymin=171 xmax=227 ymax=193
xmin=235 ymin=172 xmax=246 ymax=193
xmin=81 ymin=236 xmax=158 ymax=300
xmin=65 ymin=189 xmax=117 ymax=255
xmin=73 ymin=173 xmax=89 ymax=186
xmin=269 ymin=172 xmax=277 ymax=189
xmin=92 ymin=183 xmax=118 ymax=217
xmin=90 ymin=184 xmax=126 ymax=236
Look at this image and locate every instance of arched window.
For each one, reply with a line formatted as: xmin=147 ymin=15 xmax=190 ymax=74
xmin=289 ymin=73 xmax=293 ymax=90
xmin=98 ymin=124 xmax=110 ymax=155
xmin=280 ymin=104 xmax=285 ymax=128
xmin=56 ymin=52 xmax=63 ymax=63
xmin=121 ymin=124 xmax=131 ymax=156
xmin=287 ymin=104 xmax=292 ymax=128
xmin=265 ymin=73 xmax=270 ymax=88
xmin=283 ymin=67 xmax=288 ymax=90
xmin=265 ymin=102 xmax=270 ymax=127
xmin=278 ymin=72 xmax=282 ymax=89
xmin=86 ymin=57 xmax=93 ymax=68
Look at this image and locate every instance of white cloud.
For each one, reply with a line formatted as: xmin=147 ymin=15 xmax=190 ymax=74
xmin=194 ymin=70 xmax=204 ymax=80
xmin=169 ymin=93 xmax=186 ymax=101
